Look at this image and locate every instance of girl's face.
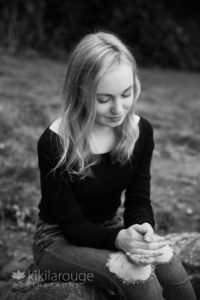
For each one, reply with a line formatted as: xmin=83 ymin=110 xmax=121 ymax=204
xmin=94 ymin=62 xmax=134 ymax=130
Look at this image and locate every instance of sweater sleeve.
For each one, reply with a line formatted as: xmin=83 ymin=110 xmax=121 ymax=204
xmin=123 ymin=119 xmax=155 ymax=229
xmin=37 ymin=130 xmax=121 ymax=251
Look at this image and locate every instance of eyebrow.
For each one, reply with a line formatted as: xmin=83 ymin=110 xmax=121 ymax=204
xmin=96 ymin=85 xmax=133 ymax=97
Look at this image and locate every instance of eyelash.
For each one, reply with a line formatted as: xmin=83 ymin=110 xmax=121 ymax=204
xmin=122 ymin=93 xmax=132 ymax=98
xmin=97 ymin=92 xmax=132 ymax=104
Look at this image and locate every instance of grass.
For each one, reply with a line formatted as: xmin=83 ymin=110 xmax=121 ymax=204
xmin=0 ymin=53 xmax=200 ymax=255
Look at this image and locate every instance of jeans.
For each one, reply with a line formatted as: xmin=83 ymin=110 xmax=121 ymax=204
xmin=32 ymin=217 xmax=197 ymax=300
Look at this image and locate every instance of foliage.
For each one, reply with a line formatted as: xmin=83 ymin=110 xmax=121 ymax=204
xmin=0 ymin=54 xmax=200 ymax=234
xmin=0 ymin=0 xmax=200 ymax=70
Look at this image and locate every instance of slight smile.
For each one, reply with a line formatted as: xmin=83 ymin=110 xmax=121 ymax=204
xmin=105 ymin=114 xmax=124 ymax=122
xmin=107 ymin=114 xmax=124 ymax=119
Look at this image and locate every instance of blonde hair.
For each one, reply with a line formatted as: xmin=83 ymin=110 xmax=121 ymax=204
xmin=54 ymin=31 xmax=141 ymax=179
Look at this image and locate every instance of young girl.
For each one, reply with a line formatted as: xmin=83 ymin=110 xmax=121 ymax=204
xmin=33 ymin=31 xmax=196 ymax=300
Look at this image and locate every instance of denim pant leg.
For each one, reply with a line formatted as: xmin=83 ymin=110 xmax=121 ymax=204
xmin=155 ymin=253 xmax=197 ymax=300
xmin=36 ymin=238 xmax=164 ymax=300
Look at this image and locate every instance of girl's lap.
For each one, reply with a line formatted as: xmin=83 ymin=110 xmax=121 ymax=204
xmin=37 ymin=237 xmax=122 ymax=286
xmin=35 ymin=237 xmax=163 ymax=300
xmin=37 ymin=237 xmax=111 ymax=275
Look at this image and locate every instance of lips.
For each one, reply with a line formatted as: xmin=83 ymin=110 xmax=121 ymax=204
xmin=106 ymin=114 xmax=124 ymax=122
xmin=108 ymin=114 xmax=123 ymax=118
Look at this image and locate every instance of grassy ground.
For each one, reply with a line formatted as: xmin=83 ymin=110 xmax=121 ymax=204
xmin=0 ymin=53 xmax=200 ymax=256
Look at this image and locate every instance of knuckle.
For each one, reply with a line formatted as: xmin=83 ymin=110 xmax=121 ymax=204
xmin=130 ymin=249 xmax=137 ymax=254
xmin=146 ymin=244 xmax=151 ymax=250
xmin=152 ymin=251 xmax=158 ymax=257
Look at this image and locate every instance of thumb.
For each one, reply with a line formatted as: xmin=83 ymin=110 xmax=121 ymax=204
xmin=131 ymin=224 xmax=148 ymax=234
xmin=144 ymin=232 xmax=153 ymax=242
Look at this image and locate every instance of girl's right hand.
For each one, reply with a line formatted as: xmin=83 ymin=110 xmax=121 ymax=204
xmin=116 ymin=227 xmax=169 ymax=259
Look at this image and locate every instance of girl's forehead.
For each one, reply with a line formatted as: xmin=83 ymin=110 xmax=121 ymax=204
xmin=96 ymin=63 xmax=134 ymax=94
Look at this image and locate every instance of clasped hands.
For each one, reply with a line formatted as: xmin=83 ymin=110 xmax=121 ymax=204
xmin=116 ymin=223 xmax=171 ymax=266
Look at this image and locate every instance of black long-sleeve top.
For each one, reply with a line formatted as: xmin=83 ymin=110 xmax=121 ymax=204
xmin=37 ymin=116 xmax=155 ymax=251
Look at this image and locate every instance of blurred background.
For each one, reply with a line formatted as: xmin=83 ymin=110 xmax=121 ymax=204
xmin=1 ymin=0 xmax=200 ymax=69
xmin=0 ymin=0 xmax=200 ymax=296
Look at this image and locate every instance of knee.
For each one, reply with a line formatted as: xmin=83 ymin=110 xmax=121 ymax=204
xmin=155 ymin=244 xmax=174 ymax=264
xmin=106 ymin=251 xmax=153 ymax=284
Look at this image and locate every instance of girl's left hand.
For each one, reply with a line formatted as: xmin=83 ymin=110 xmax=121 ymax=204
xmin=126 ymin=252 xmax=159 ymax=265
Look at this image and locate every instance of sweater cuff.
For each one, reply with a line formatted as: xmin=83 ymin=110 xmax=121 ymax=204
xmin=109 ymin=227 xmax=122 ymax=251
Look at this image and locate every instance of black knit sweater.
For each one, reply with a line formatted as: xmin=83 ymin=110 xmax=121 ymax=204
xmin=37 ymin=116 xmax=155 ymax=251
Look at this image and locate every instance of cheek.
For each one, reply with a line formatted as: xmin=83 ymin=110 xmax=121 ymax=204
xmin=123 ymin=98 xmax=134 ymax=110
xmin=95 ymin=104 xmax=110 ymax=116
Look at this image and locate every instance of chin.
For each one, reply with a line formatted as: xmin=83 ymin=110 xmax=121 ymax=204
xmin=95 ymin=116 xmax=125 ymax=129
xmin=107 ymin=120 xmax=124 ymax=127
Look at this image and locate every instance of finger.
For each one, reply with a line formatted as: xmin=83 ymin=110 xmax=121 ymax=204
xmin=127 ymin=254 xmax=152 ymax=266
xmin=134 ymin=240 xmax=169 ymax=250
xmin=126 ymin=253 xmax=141 ymax=265
xmin=128 ymin=249 xmax=167 ymax=265
xmin=127 ymin=255 xmax=148 ymax=266
xmin=139 ymin=257 xmax=155 ymax=265
xmin=131 ymin=259 xmax=150 ymax=266
xmin=145 ymin=234 xmax=169 ymax=244
xmin=126 ymin=252 xmax=150 ymax=260
xmin=144 ymin=233 xmax=153 ymax=242
xmin=131 ymin=224 xmax=148 ymax=235
xmin=139 ymin=223 xmax=154 ymax=233
xmin=130 ymin=248 xmax=163 ymax=257
xmin=133 ymin=224 xmax=152 ymax=233
xmin=148 ymin=241 xmax=170 ymax=250
xmin=150 ymin=234 xmax=167 ymax=243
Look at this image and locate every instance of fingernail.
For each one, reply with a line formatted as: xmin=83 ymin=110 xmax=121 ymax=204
xmin=141 ymin=259 xmax=148 ymax=264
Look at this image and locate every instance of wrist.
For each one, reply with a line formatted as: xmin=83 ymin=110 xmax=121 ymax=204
xmin=115 ymin=229 xmax=125 ymax=250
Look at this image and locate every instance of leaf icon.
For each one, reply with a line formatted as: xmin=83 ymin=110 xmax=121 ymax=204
xmin=12 ymin=270 xmax=26 ymax=280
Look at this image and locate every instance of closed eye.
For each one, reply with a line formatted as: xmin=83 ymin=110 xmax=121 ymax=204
xmin=96 ymin=95 xmax=111 ymax=103
xmin=97 ymin=94 xmax=112 ymax=103
xmin=122 ymin=87 xmax=133 ymax=97
xmin=122 ymin=92 xmax=132 ymax=97
xmin=96 ymin=86 xmax=133 ymax=103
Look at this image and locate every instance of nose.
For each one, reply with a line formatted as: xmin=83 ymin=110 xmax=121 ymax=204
xmin=110 ymin=99 xmax=123 ymax=116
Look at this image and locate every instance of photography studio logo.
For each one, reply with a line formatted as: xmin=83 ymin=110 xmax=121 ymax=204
xmin=11 ymin=269 xmax=94 ymax=288
xmin=11 ymin=269 xmax=41 ymax=288
xmin=12 ymin=270 xmax=26 ymax=280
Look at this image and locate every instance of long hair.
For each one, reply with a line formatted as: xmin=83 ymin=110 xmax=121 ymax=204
xmin=54 ymin=31 xmax=141 ymax=179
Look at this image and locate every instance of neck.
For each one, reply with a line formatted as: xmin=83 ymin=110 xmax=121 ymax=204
xmin=92 ymin=123 xmax=114 ymax=136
